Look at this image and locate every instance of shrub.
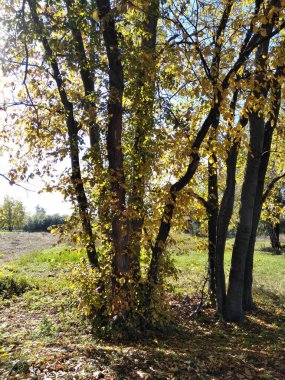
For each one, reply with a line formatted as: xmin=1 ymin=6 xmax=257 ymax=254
xmin=0 ymin=275 xmax=34 ymax=299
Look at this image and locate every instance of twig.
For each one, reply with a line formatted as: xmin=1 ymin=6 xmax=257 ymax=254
xmin=0 ymin=173 xmax=35 ymax=192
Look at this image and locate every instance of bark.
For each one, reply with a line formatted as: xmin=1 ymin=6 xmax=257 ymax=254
xmin=268 ymin=222 xmax=282 ymax=254
xmin=128 ymin=0 xmax=159 ymax=280
xmin=215 ymin=112 xmax=248 ymax=315
xmin=207 ymin=154 xmax=218 ymax=305
xmin=224 ymin=18 xmax=275 ymax=320
xmin=243 ymin=76 xmax=282 ymax=311
xmin=224 ymin=113 xmax=265 ymax=321
xmin=28 ymin=0 xmax=98 ymax=267
xmin=96 ymin=0 xmax=128 ymax=276
xmin=206 ymin=117 xmax=220 ymax=305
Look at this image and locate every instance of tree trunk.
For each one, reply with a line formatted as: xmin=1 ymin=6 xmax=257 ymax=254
xmin=148 ymin=106 xmax=219 ymax=284
xmin=96 ymin=0 xmax=128 ymax=276
xmin=128 ymin=0 xmax=159 ymax=281
xmin=28 ymin=0 xmax=98 ymax=267
xmin=224 ymin=112 xmax=265 ymax=321
xmin=207 ymin=133 xmax=219 ymax=306
xmin=269 ymin=222 xmax=282 ymax=254
xmin=243 ymin=76 xmax=282 ymax=311
xmin=214 ymin=90 xmax=247 ymax=316
xmin=224 ymin=26 xmax=278 ymax=320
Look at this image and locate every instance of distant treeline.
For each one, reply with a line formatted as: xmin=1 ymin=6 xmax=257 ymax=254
xmin=23 ymin=212 xmax=67 ymax=232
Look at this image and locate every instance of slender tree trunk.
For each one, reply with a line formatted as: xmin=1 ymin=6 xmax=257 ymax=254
xmin=96 ymin=0 xmax=128 ymax=276
xmin=128 ymin=0 xmax=159 ymax=281
xmin=28 ymin=0 xmax=98 ymax=266
xmin=148 ymin=106 xmax=219 ymax=284
xmin=215 ymin=98 xmax=249 ymax=314
xmin=215 ymin=144 xmax=237 ymax=315
xmin=207 ymin=131 xmax=219 ymax=306
xmin=243 ymin=77 xmax=282 ymax=310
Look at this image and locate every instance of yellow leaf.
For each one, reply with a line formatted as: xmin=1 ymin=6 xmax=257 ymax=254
xmin=92 ymin=10 xmax=100 ymax=22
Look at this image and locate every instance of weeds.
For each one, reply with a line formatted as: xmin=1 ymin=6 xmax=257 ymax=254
xmin=0 ymin=275 xmax=34 ymax=299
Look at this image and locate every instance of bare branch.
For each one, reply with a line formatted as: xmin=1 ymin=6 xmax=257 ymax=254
xmin=0 ymin=173 xmax=34 ymax=192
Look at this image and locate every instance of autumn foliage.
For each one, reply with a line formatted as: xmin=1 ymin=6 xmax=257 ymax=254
xmin=1 ymin=0 xmax=285 ymax=333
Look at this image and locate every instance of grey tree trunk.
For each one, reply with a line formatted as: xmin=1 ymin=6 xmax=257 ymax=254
xmin=224 ymin=111 xmax=265 ymax=321
xmin=243 ymin=79 xmax=282 ymax=311
xmin=224 ymin=24 xmax=276 ymax=320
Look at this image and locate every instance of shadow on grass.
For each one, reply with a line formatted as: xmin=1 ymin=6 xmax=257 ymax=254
xmin=258 ymin=244 xmax=285 ymax=254
xmin=79 ymin=293 xmax=285 ymax=379
xmin=1 ymin=289 xmax=284 ymax=379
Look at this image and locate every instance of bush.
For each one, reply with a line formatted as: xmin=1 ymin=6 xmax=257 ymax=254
xmin=70 ymin=253 xmax=174 ymax=340
xmin=0 ymin=275 xmax=34 ymax=299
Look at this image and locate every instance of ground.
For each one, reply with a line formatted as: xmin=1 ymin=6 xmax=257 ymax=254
xmin=0 ymin=232 xmax=57 ymax=264
xmin=0 ymin=233 xmax=284 ymax=379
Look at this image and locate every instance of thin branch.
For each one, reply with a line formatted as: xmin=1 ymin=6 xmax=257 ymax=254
xmin=0 ymin=173 xmax=35 ymax=192
xmin=262 ymin=173 xmax=285 ymax=202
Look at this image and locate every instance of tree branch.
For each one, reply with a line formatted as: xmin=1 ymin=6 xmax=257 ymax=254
xmin=0 ymin=173 xmax=34 ymax=192
xmin=262 ymin=173 xmax=285 ymax=203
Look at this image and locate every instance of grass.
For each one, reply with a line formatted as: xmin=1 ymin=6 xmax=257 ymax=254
xmin=0 ymin=234 xmax=284 ymax=379
xmin=168 ymin=234 xmax=285 ymax=300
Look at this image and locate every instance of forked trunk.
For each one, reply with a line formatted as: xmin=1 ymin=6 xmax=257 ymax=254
xmin=243 ymin=79 xmax=282 ymax=311
xmin=224 ymin=111 xmax=265 ymax=321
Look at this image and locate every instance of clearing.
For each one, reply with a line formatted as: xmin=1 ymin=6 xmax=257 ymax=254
xmin=0 ymin=232 xmax=58 ymax=264
xmin=0 ymin=234 xmax=284 ymax=379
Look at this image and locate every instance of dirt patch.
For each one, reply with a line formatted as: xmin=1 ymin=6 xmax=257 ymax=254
xmin=0 ymin=232 xmax=58 ymax=264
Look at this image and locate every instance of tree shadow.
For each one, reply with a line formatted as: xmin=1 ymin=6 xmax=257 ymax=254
xmin=80 ymin=295 xmax=285 ymax=379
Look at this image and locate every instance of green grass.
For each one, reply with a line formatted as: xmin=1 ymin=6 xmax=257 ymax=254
xmin=2 ymin=244 xmax=84 ymax=293
xmin=3 ymin=234 xmax=284 ymax=299
xmin=11 ymin=244 xmax=84 ymax=269
xmin=0 ymin=234 xmax=284 ymax=379
xmin=168 ymin=235 xmax=285 ymax=299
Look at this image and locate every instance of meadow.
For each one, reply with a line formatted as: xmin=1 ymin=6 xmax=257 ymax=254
xmin=0 ymin=234 xmax=284 ymax=379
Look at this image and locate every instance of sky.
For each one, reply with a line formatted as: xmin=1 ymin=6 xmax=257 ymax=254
xmin=0 ymin=14 xmax=77 ymax=217
xmin=0 ymin=152 xmax=72 ymax=216
xmin=0 ymin=178 xmax=72 ymax=215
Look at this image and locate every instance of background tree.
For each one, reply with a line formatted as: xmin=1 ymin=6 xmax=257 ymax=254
xmin=0 ymin=196 xmax=26 ymax=231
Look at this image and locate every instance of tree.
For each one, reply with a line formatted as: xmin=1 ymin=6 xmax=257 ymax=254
xmin=1 ymin=0 xmax=285 ymax=331
xmin=0 ymin=196 xmax=26 ymax=231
